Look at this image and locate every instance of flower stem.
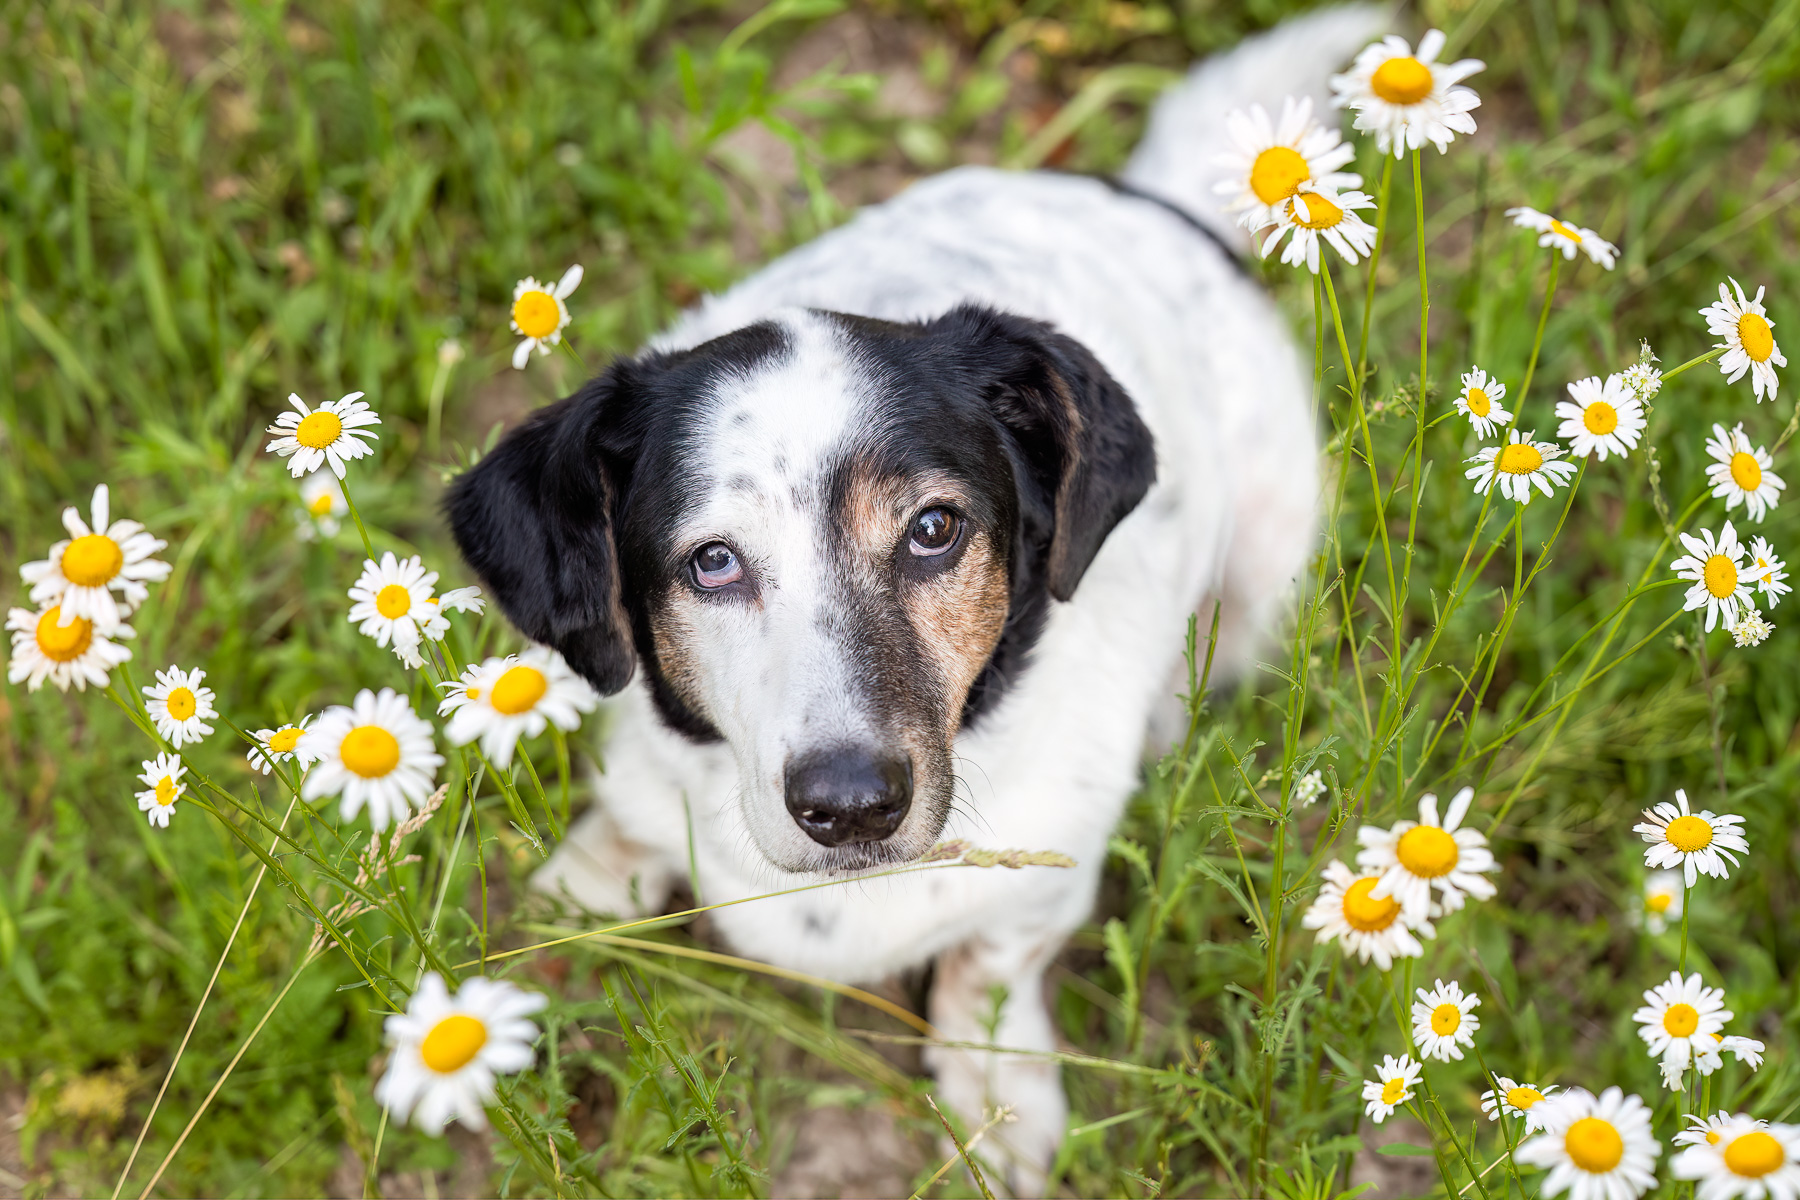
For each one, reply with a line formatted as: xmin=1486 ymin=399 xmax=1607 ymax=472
xmin=335 ymin=471 xmax=377 ymax=560
xmin=1515 ymin=251 xmax=1561 ymax=414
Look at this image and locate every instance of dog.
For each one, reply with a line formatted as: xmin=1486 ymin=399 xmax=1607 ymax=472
xmin=448 ymin=7 xmax=1382 ymax=1188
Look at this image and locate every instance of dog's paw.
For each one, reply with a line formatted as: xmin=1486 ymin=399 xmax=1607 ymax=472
xmin=925 ymin=1045 xmax=1065 ymax=1197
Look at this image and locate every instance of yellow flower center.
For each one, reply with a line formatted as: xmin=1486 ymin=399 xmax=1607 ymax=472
xmin=295 ymin=410 xmax=344 ymax=449
xmin=1341 ymin=876 xmax=1402 ymax=932
xmin=1730 ymin=451 xmax=1762 ymax=491
xmin=1647 ymin=892 xmax=1674 ymax=914
xmin=464 ymin=687 xmax=482 ymax=701
xmin=1703 ymin=555 xmax=1739 ymax=600
xmin=1583 ymin=402 xmax=1618 ymax=435
xmin=268 ymin=727 xmax=304 ymax=754
xmin=1396 ymin=825 xmax=1459 ymax=878
xmin=1565 ymin=1117 xmax=1624 ymax=1173
xmin=155 ymin=776 xmax=179 ymax=807
xmin=1550 ymin=218 xmax=1583 ymax=243
xmin=1665 ymin=814 xmax=1715 ymax=853
xmin=1465 ymin=387 xmax=1491 ymax=417
xmin=1506 ymin=1087 xmax=1545 ymax=1111
xmin=340 ymin=725 xmax=401 ymax=778
xmin=165 ymin=687 xmax=197 ymax=722
xmin=513 ymin=289 xmax=561 ymax=339
xmin=34 ymin=607 xmax=93 ymax=662
xmin=1430 ymin=1003 xmax=1462 ymax=1036
xmin=420 ymin=1013 xmax=488 ymax=1075
xmin=62 ymin=534 xmax=124 ymax=588
xmin=376 ymin=584 xmax=413 ymax=619
xmin=1725 ymin=1131 xmax=1785 ymax=1178
xmin=1497 ymin=443 xmax=1544 ymax=474
xmin=1370 ymin=56 xmax=1434 ymax=105
xmin=490 ymin=665 xmax=549 ymax=715
xmin=1290 ymin=192 xmax=1344 ymax=230
xmin=1709 ymin=1132 xmax=1723 ymax=1145
xmin=1381 ymin=1076 xmax=1408 ymax=1104
xmin=1249 ymin=146 xmax=1310 ymax=205
xmin=1662 ymin=1002 xmax=1701 ymax=1038
xmin=1738 ymin=312 xmax=1775 ymax=364
xmin=308 ymin=492 xmax=337 ymax=517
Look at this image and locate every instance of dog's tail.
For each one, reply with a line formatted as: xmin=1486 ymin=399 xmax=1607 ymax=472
xmin=1119 ymin=4 xmax=1390 ymax=249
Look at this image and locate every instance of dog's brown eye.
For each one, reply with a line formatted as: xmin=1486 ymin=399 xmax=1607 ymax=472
xmin=908 ymin=508 xmax=961 ymax=556
xmin=692 ymin=542 xmax=743 ymax=588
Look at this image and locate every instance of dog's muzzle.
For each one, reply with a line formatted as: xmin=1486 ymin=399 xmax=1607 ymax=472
xmin=783 ymin=747 xmax=913 ymax=847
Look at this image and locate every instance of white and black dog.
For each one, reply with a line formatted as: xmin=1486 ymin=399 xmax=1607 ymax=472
xmin=449 ymin=7 xmax=1381 ymax=1186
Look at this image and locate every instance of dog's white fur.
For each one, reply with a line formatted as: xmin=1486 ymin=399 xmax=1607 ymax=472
xmin=535 ymin=8 xmax=1383 ymax=1185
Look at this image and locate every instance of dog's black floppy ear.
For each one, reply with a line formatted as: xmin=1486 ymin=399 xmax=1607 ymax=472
xmin=948 ymin=306 xmax=1158 ymax=602
xmin=446 ymin=369 xmax=637 ymax=694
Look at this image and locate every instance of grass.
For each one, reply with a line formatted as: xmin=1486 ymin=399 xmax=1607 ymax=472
xmin=3 ymin=0 xmax=1800 ymax=1196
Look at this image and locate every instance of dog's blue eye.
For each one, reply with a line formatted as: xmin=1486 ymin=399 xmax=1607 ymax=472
xmin=692 ymin=542 xmax=744 ymax=589
xmin=908 ymin=508 xmax=961 ymax=557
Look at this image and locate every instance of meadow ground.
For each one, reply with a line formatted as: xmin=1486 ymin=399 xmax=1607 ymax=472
xmin=3 ymin=0 xmax=1800 ymax=1196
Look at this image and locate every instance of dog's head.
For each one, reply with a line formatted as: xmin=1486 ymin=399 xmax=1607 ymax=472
xmin=448 ymin=306 xmax=1154 ymax=873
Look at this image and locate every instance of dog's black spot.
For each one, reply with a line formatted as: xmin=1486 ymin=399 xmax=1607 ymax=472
xmin=732 ymin=408 xmax=753 ymax=426
xmin=728 ymin=473 xmax=755 ymax=494
xmin=802 ymin=910 xmax=835 ymax=937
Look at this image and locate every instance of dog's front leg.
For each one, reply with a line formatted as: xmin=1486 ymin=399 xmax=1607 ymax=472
xmin=923 ymin=929 xmax=1067 ymax=1196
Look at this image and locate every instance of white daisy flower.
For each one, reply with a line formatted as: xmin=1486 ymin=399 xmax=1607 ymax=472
xmin=299 ymin=688 xmax=444 ymax=831
xmin=1356 ymin=787 xmax=1498 ymax=923
xmin=509 ymin=266 xmax=583 ymax=369
xmin=1635 ymin=788 xmax=1748 ymax=886
xmin=1258 ymin=185 xmax=1379 ymax=274
xmin=135 ymin=752 xmax=187 ymax=829
xmin=1635 ymin=970 xmax=1732 ymax=1088
xmin=1672 ymin=522 xmax=1758 ymax=632
xmin=1329 ymin=30 xmax=1483 ymax=157
xmin=1506 ymin=207 xmax=1619 ymax=269
xmin=1747 ymin=536 xmax=1790 ymax=606
xmin=264 ymin=392 xmax=381 ymax=479
xmin=438 ymin=648 xmax=598 ymax=769
xmin=1455 ymin=367 xmax=1512 ymax=439
xmin=247 ymin=717 xmax=317 ymax=775
xmin=1701 ymin=279 xmax=1785 ymax=402
xmin=374 ymin=972 xmax=547 ymax=1134
xmin=1465 ymin=430 xmax=1579 ymax=505
xmin=1671 ymin=1115 xmax=1800 ymax=1200
xmin=1301 ymin=859 xmax=1432 ymax=970
xmin=1706 ymin=425 xmax=1785 ymax=522
xmin=348 ymin=553 xmax=440 ymax=662
xmin=1213 ymin=96 xmax=1361 ymax=233
xmin=1362 ymin=1054 xmax=1421 ymax=1125
xmin=19 ymin=484 xmax=170 ymax=631
xmin=296 ymin=472 xmax=347 ymax=540
xmin=5 ymin=605 xmax=134 ymax=693
xmin=418 ymin=587 xmax=487 ymax=646
xmin=1483 ymin=1077 xmax=1560 ymax=1133
xmin=1412 ymin=979 xmax=1481 ymax=1062
xmin=1291 ymin=769 xmax=1327 ymax=807
xmin=1516 ymin=1087 xmax=1660 ymax=1200
xmin=143 ymin=665 xmax=218 ymax=749
xmin=1694 ymin=1034 xmax=1768 ymax=1082
xmin=1731 ymin=613 xmax=1775 ymax=647
xmin=1718 ymin=1036 xmax=1767 ymax=1071
xmin=1621 ymin=360 xmax=1663 ymax=402
xmin=1555 ymin=375 xmax=1645 ymax=461
xmin=1639 ymin=870 xmax=1684 ymax=936
xmin=1679 ymin=1113 xmax=1762 ymax=1149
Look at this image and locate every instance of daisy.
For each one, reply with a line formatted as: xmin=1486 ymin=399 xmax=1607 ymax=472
xmin=417 ymin=586 xmax=487 ymax=647
xmin=1671 ymin=1115 xmax=1800 ymax=1200
xmin=1672 ymin=522 xmax=1757 ymax=632
xmin=5 ymin=605 xmax=134 ymax=693
xmin=1465 ymin=431 xmax=1579 ymax=504
xmin=135 ymin=752 xmax=187 ymax=829
xmin=1213 ymin=96 xmax=1361 ymax=233
xmin=1635 ymin=970 xmax=1732 ymax=1088
xmin=1259 ymin=185 xmax=1379 ymax=274
xmin=1556 ymin=375 xmax=1645 ymax=461
xmin=297 ymin=472 xmax=347 ymax=540
xmin=1411 ymin=979 xmax=1481 ymax=1062
xmin=1507 ymin=207 xmax=1619 ymax=269
xmin=19 ymin=484 xmax=170 ymax=631
xmin=1454 ymin=367 xmax=1512 ymax=438
xmin=1679 ymin=1113 xmax=1761 ymax=1149
xmin=1329 ymin=30 xmax=1483 ymax=157
xmin=299 ymin=688 xmax=444 ymax=831
xmin=1291 ymin=769 xmax=1327 ymax=807
xmin=438 ymin=648 xmax=599 ymax=769
xmin=1732 ymin=613 xmax=1775 ymax=648
xmin=1635 ymin=788 xmax=1748 ymax=886
xmin=1639 ymin=869 xmax=1684 ymax=936
xmin=247 ymin=717 xmax=316 ymax=775
xmin=143 ymin=665 xmax=218 ymax=748
xmin=1747 ymin=536 xmax=1790 ymax=605
xmin=1301 ymin=859 xmax=1431 ymax=970
xmin=1356 ymin=787 xmax=1498 ymax=923
xmin=1696 ymin=1034 xmax=1768 ymax=1080
xmin=1362 ymin=1054 xmax=1421 ymax=1124
xmin=265 ymin=392 xmax=381 ymax=479
xmin=374 ymin=972 xmax=547 ymax=1134
xmin=1701 ymin=279 xmax=1785 ymax=402
xmin=1516 ymin=1087 xmax=1660 ymax=1200
xmin=1483 ymin=1077 xmax=1560 ymax=1133
xmin=348 ymin=553 xmax=440 ymax=663
xmin=510 ymin=266 xmax=583 ymax=369
xmin=1706 ymin=425 xmax=1785 ymax=522
xmin=1621 ymin=360 xmax=1663 ymax=403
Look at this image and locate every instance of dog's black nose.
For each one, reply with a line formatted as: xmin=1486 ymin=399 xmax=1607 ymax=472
xmin=784 ymin=748 xmax=913 ymax=847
